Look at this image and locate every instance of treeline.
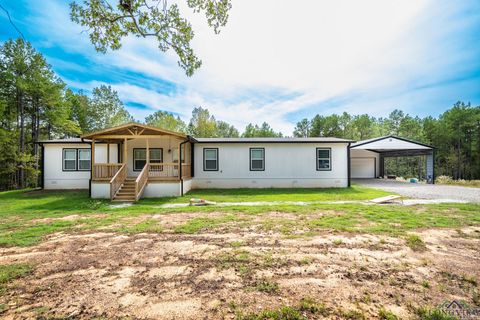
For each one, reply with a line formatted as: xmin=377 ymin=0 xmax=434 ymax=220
xmin=145 ymin=107 xmax=282 ymax=138
xmin=292 ymin=105 xmax=480 ymax=180
xmin=0 ymin=39 xmax=135 ymax=189
xmin=0 ymin=39 xmax=282 ymax=190
xmin=1 ymin=38 xmax=479 ymax=190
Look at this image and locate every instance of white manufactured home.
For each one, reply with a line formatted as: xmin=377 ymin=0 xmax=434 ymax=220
xmin=38 ymin=123 xmax=435 ymax=201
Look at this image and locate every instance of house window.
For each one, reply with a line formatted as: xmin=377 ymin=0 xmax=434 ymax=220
xmin=63 ymin=149 xmax=77 ymax=171
xmin=250 ymin=148 xmax=265 ymax=171
xmin=203 ymin=148 xmax=218 ymax=171
xmin=133 ymin=148 xmax=163 ymax=171
xmin=63 ymin=148 xmax=91 ymax=171
xmin=78 ymin=149 xmax=91 ymax=171
xmin=316 ymin=148 xmax=331 ymax=171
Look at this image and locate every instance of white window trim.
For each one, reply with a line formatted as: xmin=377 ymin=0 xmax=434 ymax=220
xmin=77 ymin=149 xmax=91 ymax=171
xmin=203 ymin=148 xmax=218 ymax=171
xmin=250 ymin=148 xmax=265 ymax=171
xmin=63 ymin=148 xmax=77 ymax=171
xmin=316 ymin=148 xmax=332 ymax=171
xmin=133 ymin=148 xmax=163 ymax=171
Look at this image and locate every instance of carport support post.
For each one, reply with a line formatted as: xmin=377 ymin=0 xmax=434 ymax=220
xmin=379 ymin=154 xmax=384 ymax=178
xmin=426 ymin=151 xmax=435 ymax=184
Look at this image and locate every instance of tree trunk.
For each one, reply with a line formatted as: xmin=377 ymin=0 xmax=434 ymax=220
xmin=16 ymin=87 xmax=25 ymax=189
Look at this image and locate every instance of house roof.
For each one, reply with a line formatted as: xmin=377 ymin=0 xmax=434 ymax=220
xmin=81 ymin=122 xmax=187 ymax=139
xmin=191 ymin=137 xmax=355 ymax=143
xmin=351 ymin=135 xmax=434 ymax=150
xmin=36 ymin=138 xmax=89 ymax=144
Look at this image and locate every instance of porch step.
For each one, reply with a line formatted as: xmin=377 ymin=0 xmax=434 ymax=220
xmin=112 ymin=180 xmax=137 ymax=201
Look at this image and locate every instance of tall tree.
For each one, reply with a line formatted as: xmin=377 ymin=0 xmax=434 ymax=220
xmin=187 ymin=107 xmax=217 ymax=137
xmin=0 ymin=39 xmax=78 ymax=189
xmin=66 ymin=89 xmax=91 ymax=134
xmin=216 ymin=120 xmax=239 ymax=137
xmin=71 ymin=85 xmax=133 ymax=133
xmin=351 ymin=114 xmax=376 ymax=140
xmin=69 ymin=0 xmax=232 ymax=76
xmin=145 ymin=110 xmax=187 ymax=133
xmin=242 ymin=122 xmax=282 ymax=137
xmin=293 ymin=118 xmax=310 ymax=137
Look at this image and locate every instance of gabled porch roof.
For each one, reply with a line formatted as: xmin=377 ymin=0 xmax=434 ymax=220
xmin=81 ymin=122 xmax=187 ymax=140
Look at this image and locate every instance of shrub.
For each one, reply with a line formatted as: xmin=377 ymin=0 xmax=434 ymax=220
xmin=406 ymin=235 xmax=427 ymax=252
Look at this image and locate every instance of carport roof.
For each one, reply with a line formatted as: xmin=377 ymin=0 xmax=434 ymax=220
xmin=351 ymin=135 xmax=434 ymax=152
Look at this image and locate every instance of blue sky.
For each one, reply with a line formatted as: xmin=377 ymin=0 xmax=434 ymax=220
xmin=1 ymin=0 xmax=479 ymax=134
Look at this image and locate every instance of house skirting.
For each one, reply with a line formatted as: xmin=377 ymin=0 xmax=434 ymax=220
xmin=191 ymin=178 xmax=348 ymax=189
xmin=91 ymin=179 xmax=193 ymax=199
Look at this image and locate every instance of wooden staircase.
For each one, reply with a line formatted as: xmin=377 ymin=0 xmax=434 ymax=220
xmin=112 ymin=178 xmax=136 ymax=202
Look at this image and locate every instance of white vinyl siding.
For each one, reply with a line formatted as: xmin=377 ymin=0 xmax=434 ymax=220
xmin=193 ymin=143 xmax=349 ymax=189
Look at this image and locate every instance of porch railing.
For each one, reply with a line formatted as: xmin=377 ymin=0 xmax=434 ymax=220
xmin=135 ymin=163 xmax=149 ymax=201
xmin=93 ymin=163 xmax=123 ymax=180
xmin=148 ymin=163 xmax=179 ymax=179
xmin=181 ymin=163 xmax=191 ymax=179
xmin=109 ymin=163 xmax=126 ymax=200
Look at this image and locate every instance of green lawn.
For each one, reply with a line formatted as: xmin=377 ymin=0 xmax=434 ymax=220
xmin=0 ymin=186 xmax=479 ymax=247
xmin=165 ymin=185 xmax=393 ymax=203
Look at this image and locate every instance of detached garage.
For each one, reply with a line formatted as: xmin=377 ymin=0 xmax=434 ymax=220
xmin=349 ymin=135 xmax=435 ymax=183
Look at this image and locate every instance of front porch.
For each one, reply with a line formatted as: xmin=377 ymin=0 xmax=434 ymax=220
xmin=82 ymin=123 xmax=193 ymax=201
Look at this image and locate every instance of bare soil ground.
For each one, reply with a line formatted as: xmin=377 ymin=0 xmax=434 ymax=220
xmin=1 ymin=213 xmax=479 ymax=319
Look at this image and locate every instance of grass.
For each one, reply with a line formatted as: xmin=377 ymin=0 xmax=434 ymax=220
xmin=254 ymin=279 xmax=280 ymax=293
xmin=436 ymin=175 xmax=480 ymax=188
xmin=378 ymin=307 xmax=399 ymax=320
xmin=298 ymin=297 xmax=328 ymax=316
xmin=237 ymin=306 xmax=306 ymax=320
xmin=406 ymin=235 xmax=427 ymax=252
xmin=1 ymin=186 xmax=480 ymax=247
xmin=236 ymin=298 xmax=329 ymax=320
xmin=170 ymin=184 xmax=392 ymax=202
xmin=0 ymin=263 xmax=33 ymax=295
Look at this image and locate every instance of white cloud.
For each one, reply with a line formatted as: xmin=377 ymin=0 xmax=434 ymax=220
xmin=25 ymin=0 xmax=480 ymax=134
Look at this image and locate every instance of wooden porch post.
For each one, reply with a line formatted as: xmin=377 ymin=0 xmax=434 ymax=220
xmin=91 ymin=139 xmax=95 ymax=180
xmin=107 ymin=142 xmax=110 ymax=163
xmin=146 ymin=138 xmax=150 ymax=164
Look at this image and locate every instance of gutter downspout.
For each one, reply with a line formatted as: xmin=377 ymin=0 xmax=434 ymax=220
xmin=347 ymin=143 xmax=351 ymax=187
xmin=82 ymin=138 xmax=92 ymax=197
xmin=40 ymin=143 xmax=45 ymax=189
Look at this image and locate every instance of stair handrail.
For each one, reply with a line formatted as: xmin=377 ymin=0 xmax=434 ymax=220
xmin=109 ymin=163 xmax=127 ymax=200
xmin=135 ymin=163 xmax=149 ymax=201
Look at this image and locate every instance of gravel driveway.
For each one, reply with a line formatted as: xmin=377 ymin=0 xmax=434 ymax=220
xmin=354 ymin=179 xmax=480 ymax=203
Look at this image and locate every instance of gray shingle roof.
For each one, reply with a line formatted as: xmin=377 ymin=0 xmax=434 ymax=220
xmin=37 ymin=138 xmax=89 ymax=144
xmin=192 ymin=137 xmax=355 ymax=143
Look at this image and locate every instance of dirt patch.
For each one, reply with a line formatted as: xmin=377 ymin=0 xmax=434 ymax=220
xmin=0 ymin=227 xmax=479 ymax=319
xmin=151 ymin=211 xmax=229 ymax=231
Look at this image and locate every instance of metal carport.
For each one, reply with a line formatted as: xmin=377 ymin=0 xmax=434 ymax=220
xmin=350 ymin=135 xmax=435 ymax=184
